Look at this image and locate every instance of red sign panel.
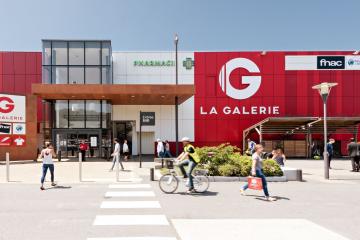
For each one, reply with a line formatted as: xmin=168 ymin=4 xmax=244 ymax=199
xmin=0 ymin=135 xmax=12 ymax=146
xmin=12 ymin=135 xmax=26 ymax=147
xmin=194 ymin=51 xmax=360 ymax=148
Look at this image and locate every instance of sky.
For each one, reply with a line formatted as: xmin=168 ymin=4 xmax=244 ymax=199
xmin=0 ymin=0 xmax=359 ymax=52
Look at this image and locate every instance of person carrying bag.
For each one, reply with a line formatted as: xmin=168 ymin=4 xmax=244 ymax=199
xmin=240 ymin=144 xmax=276 ymax=201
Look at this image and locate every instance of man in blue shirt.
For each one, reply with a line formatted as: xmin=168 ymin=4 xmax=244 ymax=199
xmin=327 ymin=138 xmax=335 ymax=169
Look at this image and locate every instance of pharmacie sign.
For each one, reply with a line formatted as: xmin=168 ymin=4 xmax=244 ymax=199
xmin=0 ymin=94 xmax=26 ymax=122
xmin=133 ymin=57 xmax=194 ymax=70
xmin=134 ymin=60 xmax=175 ymax=67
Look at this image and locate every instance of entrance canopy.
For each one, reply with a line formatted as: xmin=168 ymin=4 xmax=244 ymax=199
xmin=243 ymin=116 xmax=360 ymax=150
xmin=32 ymin=84 xmax=194 ymax=105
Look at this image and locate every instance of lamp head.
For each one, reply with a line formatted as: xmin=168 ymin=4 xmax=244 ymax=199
xmin=174 ymin=34 xmax=179 ymax=44
xmin=312 ymin=82 xmax=338 ymax=102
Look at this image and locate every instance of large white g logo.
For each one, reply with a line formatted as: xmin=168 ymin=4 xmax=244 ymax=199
xmin=219 ymin=58 xmax=261 ymax=100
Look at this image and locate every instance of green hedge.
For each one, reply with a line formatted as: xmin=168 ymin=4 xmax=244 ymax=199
xmin=196 ymin=143 xmax=283 ymax=177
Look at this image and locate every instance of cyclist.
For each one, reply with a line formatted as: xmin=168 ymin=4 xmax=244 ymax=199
xmin=176 ymin=137 xmax=200 ymax=193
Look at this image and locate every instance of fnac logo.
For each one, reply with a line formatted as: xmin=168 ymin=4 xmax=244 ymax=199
xmin=219 ymin=58 xmax=261 ymax=100
xmin=0 ymin=96 xmax=15 ymax=113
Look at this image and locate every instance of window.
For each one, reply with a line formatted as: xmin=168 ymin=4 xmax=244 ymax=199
xmin=52 ymin=66 xmax=68 ymax=84
xmin=86 ymin=100 xmax=101 ymax=128
xmin=43 ymin=41 xmax=51 ymax=65
xmin=85 ymin=42 xmax=100 ymax=65
xmin=85 ymin=67 xmax=100 ymax=84
xmin=69 ymin=67 xmax=84 ymax=84
xmin=102 ymin=66 xmax=111 ymax=84
xmin=102 ymin=42 xmax=111 ymax=65
xmin=52 ymin=41 xmax=67 ymax=65
xmin=55 ymin=100 xmax=68 ymax=128
xmin=69 ymin=42 xmax=84 ymax=65
xmin=42 ymin=66 xmax=51 ymax=84
xmin=102 ymin=101 xmax=111 ymax=128
xmin=69 ymin=100 xmax=85 ymax=128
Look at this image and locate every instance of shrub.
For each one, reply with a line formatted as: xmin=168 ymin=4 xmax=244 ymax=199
xmin=192 ymin=144 xmax=283 ymax=177
xmin=262 ymin=159 xmax=283 ymax=176
xmin=218 ymin=163 xmax=240 ymax=176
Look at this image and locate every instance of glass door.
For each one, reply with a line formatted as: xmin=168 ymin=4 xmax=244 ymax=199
xmin=55 ymin=132 xmax=67 ymax=157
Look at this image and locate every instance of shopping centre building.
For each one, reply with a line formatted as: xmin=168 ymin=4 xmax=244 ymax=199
xmin=1 ymin=39 xmax=360 ymax=160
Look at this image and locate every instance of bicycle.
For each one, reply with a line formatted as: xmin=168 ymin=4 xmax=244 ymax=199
xmin=158 ymin=160 xmax=210 ymax=194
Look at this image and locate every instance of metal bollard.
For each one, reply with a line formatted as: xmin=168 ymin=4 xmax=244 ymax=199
xmin=79 ymin=152 xmax=82 ymax=182
xmin=6 ymin=152 xmax=10 ymax=182
xmin=150 ymin=168 xmax=154 ymax=181
xmin=116 ymin=155 xmax=119 ymax=182
xmin=58 ymin=150 xmax=61 ymax=162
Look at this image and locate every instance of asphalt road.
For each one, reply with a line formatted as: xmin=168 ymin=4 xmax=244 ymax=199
xmin=0 ymin=160 xmax=359 ymax=240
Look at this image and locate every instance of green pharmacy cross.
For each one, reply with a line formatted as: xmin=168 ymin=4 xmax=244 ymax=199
xmin=183 ymin=58 xmax=194 ymax=70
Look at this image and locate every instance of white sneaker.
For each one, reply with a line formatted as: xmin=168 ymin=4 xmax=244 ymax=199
xmin=265 ymin=196 xmax=276 ymax=201
xmin=240 ymin=189 xmax=246 ymax=195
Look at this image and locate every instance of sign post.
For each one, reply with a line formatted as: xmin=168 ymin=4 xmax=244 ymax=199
xmin=6 ymin=152 xmax=10 ymax=182
xmin=139 ymin=112 xmax=156 ymax=168
xmin=79 ymin=152 xmax=82 ymax=182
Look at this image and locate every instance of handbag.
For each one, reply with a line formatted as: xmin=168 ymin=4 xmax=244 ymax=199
xmin=247 ymin=176 xmax=263 ymax=190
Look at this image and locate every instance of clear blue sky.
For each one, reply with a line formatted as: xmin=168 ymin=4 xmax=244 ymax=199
xmin=0 ymin=0 xmax=359 ymax=51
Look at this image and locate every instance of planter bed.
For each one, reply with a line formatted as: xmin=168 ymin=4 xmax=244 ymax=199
xmin=155 ymin=169 xmax=287 ymax=182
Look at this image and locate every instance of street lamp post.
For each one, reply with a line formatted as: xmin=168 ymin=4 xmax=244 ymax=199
xmin=174 ymin=34 xmax=179 ymax=156
xmin=312 ymin=82 xmax=338 ymax=179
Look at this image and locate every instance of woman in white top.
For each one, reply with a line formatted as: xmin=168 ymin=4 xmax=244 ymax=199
xmin=110 ymin=138 xmax=124 ymax=171
xmin=40 ymin=142 xmax=57 ymax=190
xmin=123 ymin=140 xmax=130 ymax=161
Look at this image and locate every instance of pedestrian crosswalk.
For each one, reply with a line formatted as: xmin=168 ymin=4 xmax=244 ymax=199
xmin=88 ymin=237 xmax=176 ymax=240
xmin=94 ymin=215 xmax=169 ymax=226
xmin=100 ymin=201 xmax=161 ymax=209
xmin=87 ymin=175 xmax=178 ymax=240
xmin=105 ymin=191 xmax=156 ymax=197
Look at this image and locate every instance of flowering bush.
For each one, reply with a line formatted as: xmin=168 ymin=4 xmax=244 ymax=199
xmin=196 ymin=143 xmax=283 ymax=177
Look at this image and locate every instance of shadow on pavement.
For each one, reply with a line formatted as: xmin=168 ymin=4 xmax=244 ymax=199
xmin=245 ymin=194 xmax=290 ymax=201
xmin=173 ymin=191 xmax=219 ymax=197
xmin=46 ymin=185 xmax=72 ymax=190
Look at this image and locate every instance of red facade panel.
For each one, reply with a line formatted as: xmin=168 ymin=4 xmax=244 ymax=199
xmin=194 ymin=51 xmax=360 ymax=149
xmin=0 ymin=51 xmax=42 ymax=123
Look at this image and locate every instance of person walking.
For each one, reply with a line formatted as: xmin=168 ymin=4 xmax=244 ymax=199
xmin=122 ymin=139 xmax=130 ymax=161
xmin=240 ymin=144 xmax=276 ymax=201
xmin=40 ymin=142 xmax=57 ymax=190
xmin=79 ymin=140 xmax=88 ymax=162
xmin=246 ymin=138 xmax=256 ymax=156
xmin=110 ymin=138 xmax=124 ymax=171
xmin=347 ymin=138 xmax=360 ymax=172
xmin=156 ymin=138 xmax=165 ymax=157
xmin=327 ymin=138 xmax=335 ymax=169
xmin=176 ymin=137 xmax=201 ymax=193
xmin=164 ymin=140 xmax=172 ymax=157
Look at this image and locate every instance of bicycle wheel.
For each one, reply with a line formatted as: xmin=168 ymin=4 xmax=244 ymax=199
xmin=159 ymin=174 xmax=179 ymax=193
xmin=193 ymin=175 xmax=210 ymax=193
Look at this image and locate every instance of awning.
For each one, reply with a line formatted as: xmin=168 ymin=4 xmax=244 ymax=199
xmin=243 ymin=117 xmax=360 ymax=150
xmin=32 ymin=84 xmax=195 ymax=105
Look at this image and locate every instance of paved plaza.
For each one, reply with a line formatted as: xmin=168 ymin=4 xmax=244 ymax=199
xmin=0 ymin=158 xmax=359 ymax=240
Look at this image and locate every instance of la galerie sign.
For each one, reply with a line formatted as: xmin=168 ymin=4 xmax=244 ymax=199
xmin=200 ymin=57 xmax=280 ymax=115
xmin=0 ymin=94 xmax=26 ymax=122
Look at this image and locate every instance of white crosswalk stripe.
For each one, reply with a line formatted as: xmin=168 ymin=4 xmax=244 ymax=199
xmin=105 ymin=191 xmax=155 ymax=197
xmin=88 ymin=237 xmax=177 ymax=240
xmin=109 ymin=184 xmax=151 ymax=189
xmin=101 ymin=201 xmax=161 ymax=209
xmin=93 ymin=215 xmax=169 ymax=226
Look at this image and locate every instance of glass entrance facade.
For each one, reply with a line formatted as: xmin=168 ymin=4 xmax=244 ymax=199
xmin=42 ymin=40 xmax=113 ymax=158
